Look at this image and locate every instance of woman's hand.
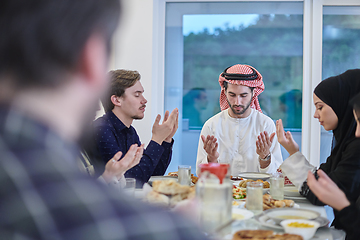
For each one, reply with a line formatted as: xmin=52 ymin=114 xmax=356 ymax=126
xmin=276 ymin=119 xmax=299 ymax=156
xmin=307 ymin=169 xmax=350 ymax=211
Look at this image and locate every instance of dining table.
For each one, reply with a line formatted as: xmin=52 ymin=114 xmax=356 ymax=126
xmin=139 ymin=175 xmax=347 ymax=240
xmin=218 ymin=198 xmax=346 ymax=240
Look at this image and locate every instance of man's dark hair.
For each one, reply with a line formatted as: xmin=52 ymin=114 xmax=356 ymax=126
xmin=0 ymin=0 xmax=121 ymax=90
xmin=223 ymin=81 xmax=255 ymax=92
xmin=102 ymin=70 xmax=141 ymax=113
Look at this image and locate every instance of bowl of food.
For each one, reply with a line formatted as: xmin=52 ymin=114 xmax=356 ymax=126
xmin=264 ymin=208 xmax=320 ymax=224
xmin=280 ymin=219 xmax=320 ymax=240
xmin=232 ymin=208 xmax=254 ymax=221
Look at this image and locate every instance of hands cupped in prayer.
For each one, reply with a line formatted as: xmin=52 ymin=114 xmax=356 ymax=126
xmin=201 ymin=135 xmax=219 ymax=163
xmin=151 ymin=108 xmax=179 ymax=144
xmin=256 ymin=131 xmax=275 ymax=159
xmin=102 ymin=144 xmax=144 ymax=183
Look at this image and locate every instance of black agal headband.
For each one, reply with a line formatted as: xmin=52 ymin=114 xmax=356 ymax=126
xmin=221 ymin=66 xmax=258 ymax=81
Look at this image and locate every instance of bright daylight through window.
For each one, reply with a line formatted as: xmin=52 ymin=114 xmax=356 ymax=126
xmin=164 ymin=2 xmax=304 ymax=172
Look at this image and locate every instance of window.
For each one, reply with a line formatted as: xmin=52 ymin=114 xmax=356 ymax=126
xmin=164 ymin=2 xmax=304 ymax=172
xmin=320 ymin=6 xmax=360 ymax=164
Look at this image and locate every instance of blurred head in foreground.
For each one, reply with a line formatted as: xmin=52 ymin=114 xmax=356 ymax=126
xmin=0 ymin=1 xmax=210 ymax=240
xmin=0 ymin=0 xmax=120 ymax=141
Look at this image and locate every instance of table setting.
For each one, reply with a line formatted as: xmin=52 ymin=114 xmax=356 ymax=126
xmin=135 ymin=163 xmax=345 ymax=240
xmin=220 ymin=169 xmax=341 ymax=240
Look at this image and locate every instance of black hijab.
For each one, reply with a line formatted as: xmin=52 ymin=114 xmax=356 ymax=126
xmin=314 ymin=69 xmax=360 ymax=172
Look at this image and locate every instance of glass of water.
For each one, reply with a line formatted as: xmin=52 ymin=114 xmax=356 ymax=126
xmin=123 ymin=178 xmax=136 ymax=197
xmin=246 ymin=181 xmax=263 ymax=215
xmin=178 ymin=165 xmax=191 ymax=185
xmin=270 ymin=172 xmax=284 ymax=200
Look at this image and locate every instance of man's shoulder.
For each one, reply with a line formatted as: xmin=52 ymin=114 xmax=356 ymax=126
xmin=251 ymin=109 xmax=275 ymax=125
xmin=0 ymin=108 xmax=69 ymax=151
xmin=204 ymin=110 xmax=226 ymax=124
xmin=93 ymin=111 xmax=129 ymax=132
xmin=0 ymin=147 xmax=201 ymax=239
xmin=93 ymin=112 xmax=114 ymax=129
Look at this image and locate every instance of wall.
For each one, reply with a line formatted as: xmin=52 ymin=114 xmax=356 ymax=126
xmin=108 ymin=0 xmax=155 ymax=145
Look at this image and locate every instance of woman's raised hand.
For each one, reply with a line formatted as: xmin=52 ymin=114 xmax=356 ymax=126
xmin=276 ymin=119 xmax=299 ymax=156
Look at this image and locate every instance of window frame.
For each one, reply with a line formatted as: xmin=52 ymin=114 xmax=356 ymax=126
xmin=153 ymin=0 xmax=360 ymax=167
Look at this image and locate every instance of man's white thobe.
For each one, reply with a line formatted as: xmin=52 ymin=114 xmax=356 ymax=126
xmin=196 ymin=108 xmax=283 ymax=176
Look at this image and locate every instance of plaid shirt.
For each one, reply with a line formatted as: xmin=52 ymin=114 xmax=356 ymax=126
xmin=0 ymin=106 xmax=207 ymax=240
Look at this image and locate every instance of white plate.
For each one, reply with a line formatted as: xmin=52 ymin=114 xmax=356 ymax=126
xmin=237 ymin=172 xmax=271 ymax=181
xmin=232 ymin=208 xmax=254 ymax=221
xmin=254 ymin=213 xmax=329 ymax=229
xmin=284 ymin=185 xmax=301 ymax=197
xmin=236 ymin=202 xmax=300 ymax=209
xmin=284 ymin=195 xmax=307 ymax=201
xmin=264 ymin=208 xmax=320 ymax=224
xmin=232 ymin=180 xmax=242 ymax=186
xmin=148 ymin=176 xmax=177 ymax=185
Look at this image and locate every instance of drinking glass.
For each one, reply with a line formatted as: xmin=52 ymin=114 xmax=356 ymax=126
xmin=123 ymin=178 xmax=136 ymax=197
xmin=270 ymin=172 xmax=284 ymax=200
xmin=246 ymin=181 xmax=263 ymax=214
xmin=178 ymin=165 xmax=191 ymax=185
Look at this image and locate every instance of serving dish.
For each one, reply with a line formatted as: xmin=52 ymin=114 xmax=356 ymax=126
xmin=263 ymin=208 xmax=320 ymax=224
xmin=148 ymin=176 xmax=177 ymax=186
xmin=235 ymin=201 xmax=300 ymax=209
xmin=284 ymin=185 xmax=301 ymax=197
xmin=284 ymin=195 xmax=307 ymax=201
xmin=254 ymin=213 xmax=329 ymax=230
xmin=232 ymin=208 xmax=254 ymax=221
xmin=233 ymin=186 xmax=269 ymax=195
xmin=280 ymin=219 xmax=321 ymax=240
xmin=237 ymin=172 xmax=271 ymax=181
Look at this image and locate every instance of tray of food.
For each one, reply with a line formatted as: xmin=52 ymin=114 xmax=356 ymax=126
xmin=237 ymin=179 xmax=270 ymax=189
xmin=167 ymin=171 xmax=199 ymax=184
xmin=234 ymin=194 xmax=297 ymax=210
xmin=144 ymin=179 xmax=195 ymax=208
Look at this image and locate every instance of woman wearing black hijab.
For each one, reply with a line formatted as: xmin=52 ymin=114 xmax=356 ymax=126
xmin=307 ymin=92 xmax=360 ymax=240
xmin=276 ymin=69 xmax=360 ymax=230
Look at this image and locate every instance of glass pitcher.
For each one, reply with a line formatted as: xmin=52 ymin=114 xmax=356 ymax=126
xmin=196 ymin=163 xmax=232 ymax=234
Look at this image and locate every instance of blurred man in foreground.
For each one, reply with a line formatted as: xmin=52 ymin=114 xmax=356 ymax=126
xmin=0 ymin=1 xmax=206 ymax=239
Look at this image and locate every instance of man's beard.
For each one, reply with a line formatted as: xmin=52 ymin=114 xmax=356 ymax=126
xmin=132 ymin=115 xmax=144 ymax=120
xmin=132 ymin=105 xmax=146 ymax=120
xmin=227 ymin=99 xmax=252 ymax=116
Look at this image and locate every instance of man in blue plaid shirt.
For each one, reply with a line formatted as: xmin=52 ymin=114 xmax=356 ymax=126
xmin=0 ymin=1 xmax=207 ymax=239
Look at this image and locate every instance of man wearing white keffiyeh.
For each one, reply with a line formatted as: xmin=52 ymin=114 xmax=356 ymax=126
xmin=196 ymin=64 xmax=283 ymax=176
